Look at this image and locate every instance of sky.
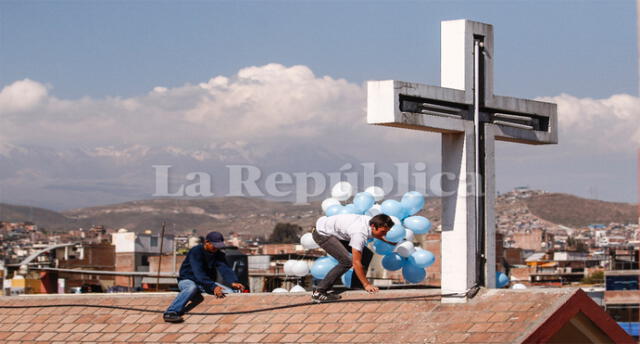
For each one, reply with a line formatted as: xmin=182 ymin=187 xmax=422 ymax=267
xmin=0 ymin=0 xmax=639 ymax=209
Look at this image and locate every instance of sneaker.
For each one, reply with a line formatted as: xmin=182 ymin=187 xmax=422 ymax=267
xmin=163 ymin=312 xmax=184 ymax=323
xmin=311 ymin=290 xmax=342 ymax=303
xmin=326 ymin=289 xmax=341 ymax=295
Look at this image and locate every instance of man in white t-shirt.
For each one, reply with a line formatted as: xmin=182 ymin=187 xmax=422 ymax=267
xmin=311 ymin=213 xmax=396 ymax=303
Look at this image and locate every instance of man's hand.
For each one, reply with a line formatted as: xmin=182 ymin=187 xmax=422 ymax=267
xmin=231 ymin=283 xmax=245 ymax=291
xmin=213 ymin=286 xmax=225 ymax=298
xmin=364 ymin=284 xmax=379 ymax=294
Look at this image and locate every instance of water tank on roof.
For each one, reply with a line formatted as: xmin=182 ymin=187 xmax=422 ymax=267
xmin=118 ymin=228 xmax=128 ymax=233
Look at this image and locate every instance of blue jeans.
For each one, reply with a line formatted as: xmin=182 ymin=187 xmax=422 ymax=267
xmin=165 ymin=279 xmax=206 ymax=315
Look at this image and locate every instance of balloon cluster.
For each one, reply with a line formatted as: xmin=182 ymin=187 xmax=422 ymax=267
xmin=301 ymin=182 xmax=435 ymax=285
xmin=273 ymin=260 xmax=310 ymax=293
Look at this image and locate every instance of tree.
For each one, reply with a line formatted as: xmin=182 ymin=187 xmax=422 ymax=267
xmin=582 ymin=270 xmax=604 ymax=284
xmin=269 ymin=223 xmax=302 ymax=243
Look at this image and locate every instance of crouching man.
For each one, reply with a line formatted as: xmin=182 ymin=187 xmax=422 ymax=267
xmin=163 ymin=231 xmax=245 ymax=323
xmin=311 ymin=213 xmax=395 ymax=303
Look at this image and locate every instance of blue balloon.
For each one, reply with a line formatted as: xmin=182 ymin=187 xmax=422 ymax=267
xmin=402 ymin=264 xmax=426 ymax=283
xmin=326 ymin=204 xmax=343 ymax=216
xmin=408 ymin=248 xmax=435 ymax=268
xmin=311 ymin=257 xmax=338 ymax=279
xmin=373 ymin=239 xmax=395 ymax=255
xmin=385 ymin=224 xmax=406 ymax=243
xmin=341 ymin=269 xmax=353 ymax=288
xmin=381 ymin=200 xmax=404 ymax=218
xmin=403 ymin=216 xmax=432 ymax=234
xmin=353 ymin=192 xmax=375 ymax=213
xmin=401 ymin=191 xmax=425 ymax=215
xmin=339 ymin=204 xmax=362 ymax=215
xmin=399 ymin=206 xmax=411 ymax=220
xmin=324 ymin=255 xmax=339 ymax=265
xmin=496 ymin=272 xmax=509 ymax=288
xmin=382 ymin=253 xmax=406 ymax=271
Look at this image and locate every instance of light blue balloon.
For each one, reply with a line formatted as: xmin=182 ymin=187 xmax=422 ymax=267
xmin=326 ymin=204 xmax=343 ymax=217
xmin=385 ymin=224 xmax=406 ymax=243
xmin=348 ymin=203 xmax=365 ymax=214
xmin=353 ymin=192 xmax=375 ymax=213
xmin=399 ymin=206 xmax=411 ymax=220
xmin=373 ymin=239 xmax=395 ymax=255
xmin=403 ymin=216 xmax=432 ymax=234
xmin=311 ymin=257 xmax=338 ymax=279
xmin=341 ymin=269 xmax=353 ymax=288
xmin=496 ymin=272 xmax=509 ymax=288
xmin=327 ymin=255 xmax=340 ymax=264
xmin=382 ymin=253 xmax=406 ymax=271
xmin=339 ymin=204 xmax=362 ymax=215
xmin=402 ymin=264 xmax=426 ymax=283
xmin=408 ymin=248 xmax=435 ymax=268
xmin=401 ymin=191 xmax=425 ymax=215
xmin=381 ymin=200 xmax=404 ymax=218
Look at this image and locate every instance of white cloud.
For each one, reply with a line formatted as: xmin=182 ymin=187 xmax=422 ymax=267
xmin=0 ymin=64 xmax=374 ymax=152
xmin=2 ymin=64 xmax=639 ymax=167
xmin=0 ymin=79 xmax=49 ymax=113
xmin=3 ymin=65 xmax=640 ymax=205
xmin=537 ymin=93 xmax=640 ymax=153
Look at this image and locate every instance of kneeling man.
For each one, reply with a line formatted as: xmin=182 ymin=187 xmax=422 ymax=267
xmin=164 ymin=231 xmax=245 ymax=323
xmin=312 ymin=213 xmax=395 ymax=303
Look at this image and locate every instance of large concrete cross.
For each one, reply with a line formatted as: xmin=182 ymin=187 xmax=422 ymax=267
xmin=367 ymin=19 xmax=557 ymax=300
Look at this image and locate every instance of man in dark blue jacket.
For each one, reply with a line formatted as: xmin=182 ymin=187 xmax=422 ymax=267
xmin=163 ymin=231 xmax=245 ymax=323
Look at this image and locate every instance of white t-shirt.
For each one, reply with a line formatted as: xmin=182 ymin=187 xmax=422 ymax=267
xmin=315 ymin=214 xmax=372 ymax=251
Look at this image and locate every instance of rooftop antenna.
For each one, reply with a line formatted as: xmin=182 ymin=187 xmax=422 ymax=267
xmin=156 ymin=220 xmax=166 ymax=292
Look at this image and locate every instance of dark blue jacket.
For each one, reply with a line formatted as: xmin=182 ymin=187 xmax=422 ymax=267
xmin=178 ymin=244 xmax=238 ymax=293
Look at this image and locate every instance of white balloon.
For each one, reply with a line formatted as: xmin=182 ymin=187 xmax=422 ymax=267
xmin=283 ymin=260 xmax=296 ymax=275
xmin=390 ymin=216 xmax=401 ymax=226
xmin=272 ymin=288 xmax=289 ymax=293
xmin=366 ymin=204 xmax=382 ymax=216
xmin=394 ymin=241 xmax=415 ymax=258
xmin=404 ymin=229 xmax=415 ymax=242
xmin=364 ymin=186 xmax=385 ymax=202
xmin=300 ymin=233 xmax=319 ymax=249
xmin=289 ymin=285 xmax=306 ymax=293
xmin=331 ymin=182 xmax=354 ymax=201
xmin=321 ymin=198 xmax=341 ymax=212
xmin=511 ymin=283 xmax=527 ymax=290
xmin=291 ymin=260 xmax=310 ymax=277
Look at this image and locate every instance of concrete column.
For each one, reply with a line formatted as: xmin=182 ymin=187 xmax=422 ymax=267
xmin=483 ymin=125 xmax=497 ymax=288
xmin=441 ymin=125 xmax=478 ymax=299
xmin=440 ymin=19 xmax=497 ymax=298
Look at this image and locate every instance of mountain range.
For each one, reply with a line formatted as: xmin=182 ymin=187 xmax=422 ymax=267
xmin=1 ymin=191 xmax=637 ymax=238
xmin=0 ymin=142 xmax=359 ymax=211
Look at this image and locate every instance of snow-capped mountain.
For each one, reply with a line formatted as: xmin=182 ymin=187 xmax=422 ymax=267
xmin=0 ymin=143 xmax=358 ymax=210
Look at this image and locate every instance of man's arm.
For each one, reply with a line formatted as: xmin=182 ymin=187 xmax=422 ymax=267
xmin=351 ymin=248 xmax=379 ymax=293
xmin=214 ymin=252 xmax=240 ymax=285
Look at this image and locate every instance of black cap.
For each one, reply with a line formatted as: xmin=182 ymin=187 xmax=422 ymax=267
xmin=205 ymin=231 xmax=225 ymax=248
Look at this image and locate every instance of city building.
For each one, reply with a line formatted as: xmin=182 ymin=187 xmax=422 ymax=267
xmin=111 ymin=228 xmax=175 ymax=288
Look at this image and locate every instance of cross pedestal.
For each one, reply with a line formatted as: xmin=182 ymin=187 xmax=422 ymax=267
xmin=367 ymin=19 xmax=558 ymax=301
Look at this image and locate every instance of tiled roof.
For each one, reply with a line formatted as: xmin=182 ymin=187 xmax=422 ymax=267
xmin=0 ymin=288 xmax=630 ymax=343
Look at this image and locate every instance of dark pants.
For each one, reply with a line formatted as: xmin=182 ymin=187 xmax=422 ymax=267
xmin=312 ymin=230 xmax=373 ymax=292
